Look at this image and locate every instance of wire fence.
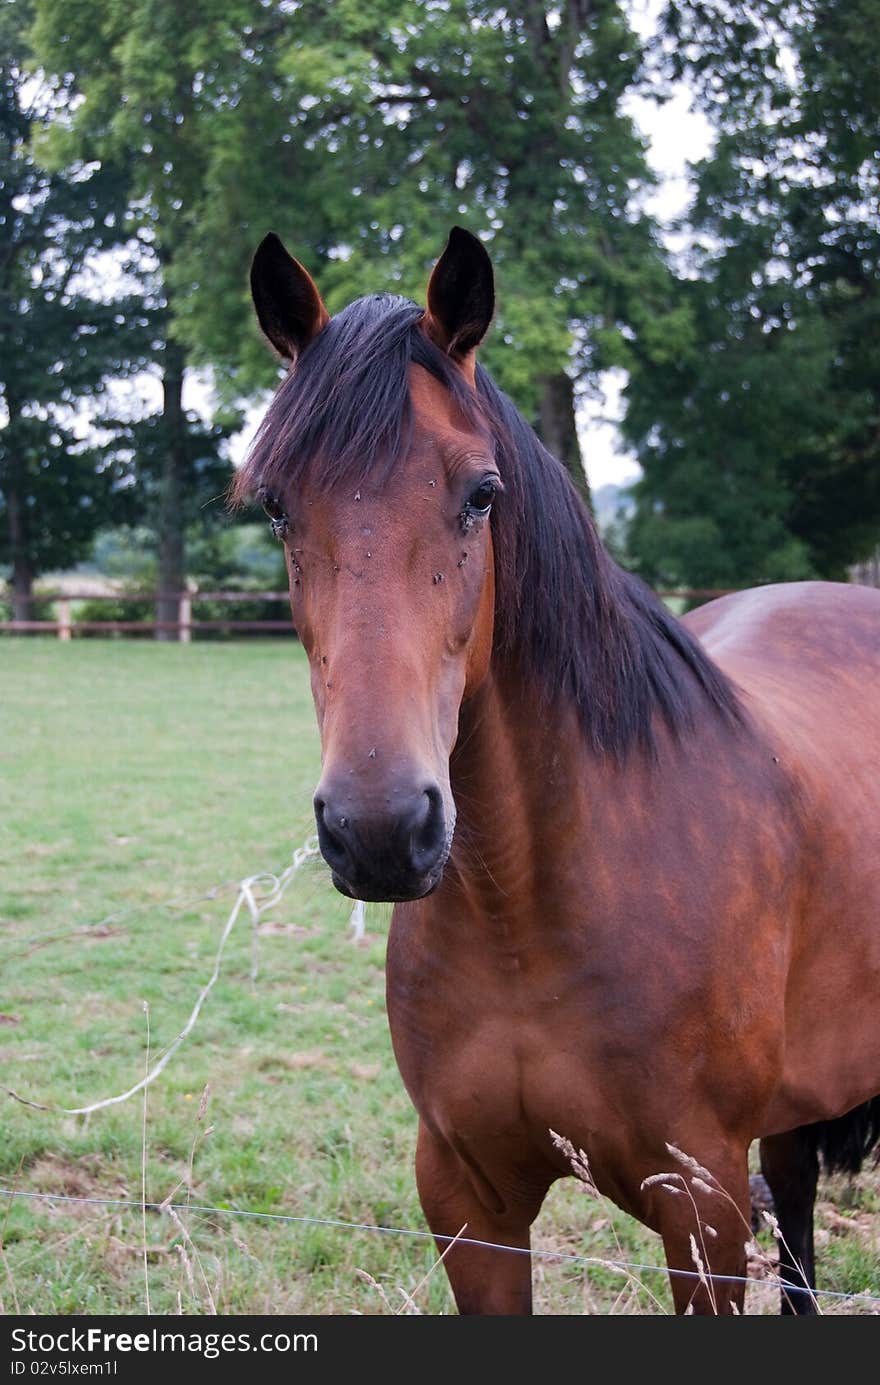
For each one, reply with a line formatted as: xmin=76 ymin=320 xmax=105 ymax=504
xmin=2 ymin=837 xmax=364 ymax=1117
xmin=1 ymin=1186 xmax=878 ymax=1309
xmin=4 ymin=841 xmax=878 ymax=1315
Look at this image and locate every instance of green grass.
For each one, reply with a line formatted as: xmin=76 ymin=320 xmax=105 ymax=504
xmin=1 ymin=640 xmax=877 ymax=1315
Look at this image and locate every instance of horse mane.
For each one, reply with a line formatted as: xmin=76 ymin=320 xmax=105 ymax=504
xmin=234 ymin=294 xmax=744 ymax=758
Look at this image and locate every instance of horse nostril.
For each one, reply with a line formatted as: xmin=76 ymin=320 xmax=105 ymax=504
xmin=410 ymin=785 xmax=446 ymax=869
xmin=314 ymin=794 xmax=351 ymax=870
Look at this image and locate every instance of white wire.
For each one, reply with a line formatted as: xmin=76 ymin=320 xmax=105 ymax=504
xmin=1 ymin=1187 xmax=878 ymax=1306
xmin=3 ymin=836 xmax=364 ymax=1117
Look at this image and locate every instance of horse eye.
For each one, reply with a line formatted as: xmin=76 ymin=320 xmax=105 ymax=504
xmin=466 ymin=480 xmax=497 ymax=514
xmin=257 ymin=488 xmax=289 ymax=538
xmin=259 ymin=489 xmax=285 ymax=521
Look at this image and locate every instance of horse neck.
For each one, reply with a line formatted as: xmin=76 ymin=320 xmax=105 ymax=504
xmin=446 ymin=664 xmax=618 ymax=914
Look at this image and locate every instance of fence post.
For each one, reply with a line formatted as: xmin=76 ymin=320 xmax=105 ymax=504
xmin=57 ymin=599 xmax=72 ymax=642
xmin=178 ymin=592 xmax=192 ymax=644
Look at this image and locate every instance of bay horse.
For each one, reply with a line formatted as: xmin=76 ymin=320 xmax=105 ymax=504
xmin=235 ymin=227 xmax=880 ymax=1314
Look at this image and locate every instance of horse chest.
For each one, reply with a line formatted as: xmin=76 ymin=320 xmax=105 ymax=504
xmin=386 ymin=937 xmax=624 ymax=1149
xmin=394 ymin=1006 xmax=588 ymax=1146
xmin=386 ymin=897 xmax=781 ymax=1161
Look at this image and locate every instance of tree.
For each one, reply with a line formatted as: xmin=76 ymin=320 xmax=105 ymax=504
xmin=173 ymin=1 xmax=681 ymax=507
xmin=29 ymin=0 xmax=243 ymax=634
xmin=624 ymin=0 xmax=880 ymax=587
xmin=0 ymin=0 xmax=149 ymax=618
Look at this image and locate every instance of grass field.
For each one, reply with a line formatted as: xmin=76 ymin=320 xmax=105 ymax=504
xmin=1 ymin=640 xmax=878 ymax=1315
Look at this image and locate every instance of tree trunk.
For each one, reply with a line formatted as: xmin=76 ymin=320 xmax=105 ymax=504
xmin=537 ymin=372 xmax=592 ymax=510
xmin=156 ymin=340 xmax=187 ymax=641
xmin=7 ymin=485 xmax=34 ymax=623
xmin=4 ymin=394 xmax=35 ymax=622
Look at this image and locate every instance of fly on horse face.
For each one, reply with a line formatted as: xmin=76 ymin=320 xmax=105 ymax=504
xmin=236 ymin=227 xmax=880 ymax=1314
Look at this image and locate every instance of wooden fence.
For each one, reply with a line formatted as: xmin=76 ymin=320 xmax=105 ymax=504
xmin=0 ymin=588 xmax=741 ymax=640
xmin=0 ymin=591 xmax=294 ymax=640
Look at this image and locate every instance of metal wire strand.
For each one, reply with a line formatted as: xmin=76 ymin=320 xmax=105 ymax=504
xmin=1 ymin=1186 xmax=878 ymax=1307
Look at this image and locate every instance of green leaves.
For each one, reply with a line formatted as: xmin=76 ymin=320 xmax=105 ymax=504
xmin=163 ymin=1 xmax=667 ymax=490
xmin=624 ymin=0 xmax=880 ymax=586
xmin=17 ymin=0 xmax=875 ymax=597
xmin=0 ymin=5 xmax=155 ymax=587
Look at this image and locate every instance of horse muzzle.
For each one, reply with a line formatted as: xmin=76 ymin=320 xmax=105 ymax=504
xmin=313 ymin=780 xmax=451 ymax=903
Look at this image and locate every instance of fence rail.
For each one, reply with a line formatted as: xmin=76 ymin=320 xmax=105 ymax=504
xmin=0 ymin=587 xmax=737 ymax=639
xmin=0 ymin=590 xmax=294 ymax=640
xmin=2 ymin=579 xmax=876 ymax=639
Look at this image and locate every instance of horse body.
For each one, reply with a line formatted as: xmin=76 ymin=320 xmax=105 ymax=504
xmin=385 ymin=579 xmax=880 ymax=1311
xmin=693 ymin=582 xmax=880 ymax=1132
xmin=388 ymin=576 xmax=880 ymax=1307
xmin=386 ymin=613 xmax=777 ymax=1308
xmin=239 ymin=227 xmax=880 ymax=1313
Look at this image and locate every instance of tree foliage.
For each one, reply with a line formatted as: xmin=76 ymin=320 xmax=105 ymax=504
xmin=13 ymin=0 xmax=879 ymax=601
xmin=0 ymin=0 xmax=153 ymax=614
xmin=171 ymin=2 xmax=680 ymax=502
xmin=29 ymin=0 xmax=243 ymax=628
xmin=625 ymin=0 xmax=880 ymax=586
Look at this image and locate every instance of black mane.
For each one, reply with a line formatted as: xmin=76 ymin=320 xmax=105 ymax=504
xmin=235 ymin=295 xmax=743 ymax=758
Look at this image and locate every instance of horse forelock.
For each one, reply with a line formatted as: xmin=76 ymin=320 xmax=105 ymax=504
xmin=234 ymin=294 xmax=479 ymax=501
xmin=235 ymin=293 xmax=744 ymax=758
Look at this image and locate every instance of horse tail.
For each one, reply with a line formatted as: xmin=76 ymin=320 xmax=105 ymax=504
xmin=808 ymin=1096 xmax=880 ymax=1176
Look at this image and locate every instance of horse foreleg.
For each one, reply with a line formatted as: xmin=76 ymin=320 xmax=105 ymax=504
xmin=759 ymin=1128 xmax=819 ymax=1314
xmin=415 ymin=1121 xmax=545 ymax=1315
xmin=648 ymin=1144 xmax=752 ymax=1315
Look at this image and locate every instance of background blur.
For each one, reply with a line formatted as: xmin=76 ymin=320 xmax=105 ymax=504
xmin=3 ymin=0 xmax=879 ymax=633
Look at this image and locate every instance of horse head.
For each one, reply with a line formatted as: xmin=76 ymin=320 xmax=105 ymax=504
xmin=243 ymin=228 xmax=500 ymax=902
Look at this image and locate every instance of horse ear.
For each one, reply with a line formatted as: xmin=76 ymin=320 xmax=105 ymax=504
xmin=250 ymin=232 xmax=329 ymax=363
xmin=425 ymin=226 xmax=494 ymax=361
